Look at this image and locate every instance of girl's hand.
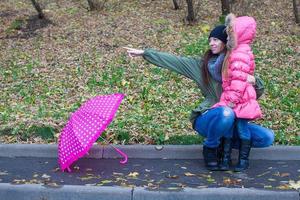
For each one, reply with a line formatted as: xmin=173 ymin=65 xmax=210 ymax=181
xmin=247 ymin=75 xmax=256 ymax=85
xmin=123 ymin=47 xmax=144 ymax=58
xmin=228 ymin=102 xmax=235 ymax=108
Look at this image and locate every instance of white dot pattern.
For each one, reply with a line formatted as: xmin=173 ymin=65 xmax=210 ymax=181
xmin=58 ymin=93 xmax=124 ymax=171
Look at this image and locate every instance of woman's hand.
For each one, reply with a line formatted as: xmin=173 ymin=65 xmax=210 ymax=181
xmin=247 ymin=75 xmax=256 ymax=85
xmin=123 ymin=47 xmax=144 ymax=58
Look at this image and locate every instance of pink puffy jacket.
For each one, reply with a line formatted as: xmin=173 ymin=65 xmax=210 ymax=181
xmin=213 ymin=14 xmax=262 ymax=120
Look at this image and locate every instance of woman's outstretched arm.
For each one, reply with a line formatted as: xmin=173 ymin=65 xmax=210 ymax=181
xmin=123 ymin=47 xmax=204 ymax=86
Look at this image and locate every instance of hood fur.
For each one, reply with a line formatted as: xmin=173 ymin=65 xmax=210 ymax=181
xmin=225 ymin=13 xmax=257 ymax=50
xmin=225 ymin=13 xmax=237 ymax=50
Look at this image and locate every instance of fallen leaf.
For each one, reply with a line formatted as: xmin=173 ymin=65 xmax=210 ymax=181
xmin=200 ymin=25 xmax=210 ymax=33
xmin=127 ymin=172 xmax=139 ymax=178
xmin=113 ymin=172 xmax=124 ymax=176
xmin=206 ymin=177 xmax=215 ymax=182
xmin=167 ymin=187 xmax=181 ymax=191
xmin=41 ymin=174 xmax=51 ymax=179
xmin=96 ymin=180 xmax=112 ymax=186
xmin=160 ymin=170 xmax=169 ymax=174
xmin=223 ymin=178 xmax=232 ymax=185
xmin=257 ymin=171 xmax=271 ymax=177
xmin=166 ymin=174 xmax=179 ymax=179
xmin=264 ymin=185 xmax=273 ymax=189
xmin=181 ymin=167 xmax=187 ymax=170
xmin=52 ymin=167 xmax=60 ymax=172
xmin=33 ymin=174 xmax=39 ymax=178
xmin=197 ymin=185 xmax=208 ymax=189
xmin=184 ymin=172 xmax=196 ymax=177
xmin=155 ymin=146 xmax=163 ymax=151
xmin=277 ymin=184 xmax=291 ymax=190
xmin=280 ymin=173 xmax=290 ymax=177
xmin=12 ymin=179 xmax=26 ymax=185
xmin=43 ymin=182 xmax=61 ymax=188
xmin=288 ymin=180 xmax=300 ymax=190
xmin=0 ymin=171 xmax=9 ymax=176
xmin=85 ymin=183 xmax=96 ymax=186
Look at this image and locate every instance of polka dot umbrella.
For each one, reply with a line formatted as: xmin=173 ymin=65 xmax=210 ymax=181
xmin=58 ymin=93 xmax=128 ymax=172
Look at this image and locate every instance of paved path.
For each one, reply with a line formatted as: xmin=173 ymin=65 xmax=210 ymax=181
xmin=0 ymin=157 xmax=299 ymax=190
xmin=0 ymin=144 xmax=299 ymax=200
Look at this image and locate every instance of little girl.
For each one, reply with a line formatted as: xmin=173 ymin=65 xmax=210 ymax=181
xmin=213 ymin=13 xmax=262 ymax=171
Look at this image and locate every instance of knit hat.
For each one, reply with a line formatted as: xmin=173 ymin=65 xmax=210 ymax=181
xmin=208 ymin=25 xmax=228 ymax=44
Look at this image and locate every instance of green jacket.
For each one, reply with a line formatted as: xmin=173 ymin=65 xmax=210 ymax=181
xmin=143 ymin=49 xmax=265 ymax=128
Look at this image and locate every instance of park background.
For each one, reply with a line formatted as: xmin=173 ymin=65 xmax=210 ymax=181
xmin=0 ymin=0 xmax=299 ymax=145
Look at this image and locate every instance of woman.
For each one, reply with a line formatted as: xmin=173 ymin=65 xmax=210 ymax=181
xmin=123 ymin=24 xmax=274 ymax=171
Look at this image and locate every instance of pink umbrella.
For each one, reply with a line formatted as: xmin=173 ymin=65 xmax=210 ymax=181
xmin=58 ymin=93 xmax=128 ymax=172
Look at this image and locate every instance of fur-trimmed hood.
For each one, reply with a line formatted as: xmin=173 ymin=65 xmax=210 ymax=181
xmin=225 ymin=13 xmax=257 ymax=50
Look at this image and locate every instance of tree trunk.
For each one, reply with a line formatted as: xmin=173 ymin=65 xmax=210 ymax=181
xmin=87 ymin=0 xmax=107 ymax=11
xmin=87 ymin=0 xmax=95 ymax=10
xmin=30 ymin=0 xmax=44 ymax=19
xmin=173 ymin=0 xmax=180 ymax=10
xmin=186 ymin=0 xmax=196 ymax=23
xmin=293 ymin=0 xmax=300 ymax=24
xmin=221 ymin=0 xmax=230 ymax=15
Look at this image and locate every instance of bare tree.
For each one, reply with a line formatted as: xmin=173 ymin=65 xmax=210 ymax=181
xmin=221 ymin=0 xmax=230 ymax=15
xmin=87 ymin=0 xmax=108 ymax=11
xmin=172 ymin=0 xmax=180 ymax=9
xmin=186 ymin=0 xmax=196 ymax=23
xmin=30 ymin=0 xmax=44 ymax=18
xmin=293 ymin=0 xmax=300 ymax=24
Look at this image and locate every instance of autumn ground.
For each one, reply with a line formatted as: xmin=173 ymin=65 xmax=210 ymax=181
xmin=0 ymin=0 xmax=299 ymax=145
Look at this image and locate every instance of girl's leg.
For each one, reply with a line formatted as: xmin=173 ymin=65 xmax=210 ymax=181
xmin=234 ymin=119 xmax=274 ymax=172
xmin=194 ymin=106 xmax=235 ymax=148
xmin=236 ymin=119 xmax=251 ymax=140
xmin=232 ymin=123 xmax=274 ymax=149
xmin=248 ymin=123 xmax=274 ymax=148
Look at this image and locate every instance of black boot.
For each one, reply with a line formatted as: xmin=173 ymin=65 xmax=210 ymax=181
xmin=234 ymin=139 xmax=251 ymax=172
xmin=203 ymin=145 xmax=219 ymax=171
xmin=219 ymin=138 xmax=232 ymax=171
xmin=217 ymin=138 xmax=224 ymax=163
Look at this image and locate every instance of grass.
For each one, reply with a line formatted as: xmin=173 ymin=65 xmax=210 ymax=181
xmin=0 ymin=0 xmax=299 ymax=145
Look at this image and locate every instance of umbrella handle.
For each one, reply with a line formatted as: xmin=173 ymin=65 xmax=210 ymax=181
xmin=112 ymin=146 xmax=128 ymax=164
xmin=98 ymin=135 xmax=128 ymax=164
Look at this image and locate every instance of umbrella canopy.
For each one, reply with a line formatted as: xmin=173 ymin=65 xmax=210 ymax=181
xmin=58 ymin=93 xmax=127 ymax=172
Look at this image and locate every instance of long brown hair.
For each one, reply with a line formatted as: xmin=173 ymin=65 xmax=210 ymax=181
xmin=221 ymin=50 xmax=231 ymax=80
xmin=201 ymin=49 xmax=227 ymax=85
xmin=201 ymin=50 xmax=214 ymax=85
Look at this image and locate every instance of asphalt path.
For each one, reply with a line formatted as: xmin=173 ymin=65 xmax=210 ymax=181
xmin=0 ymin=157 xmax=299 ymax=191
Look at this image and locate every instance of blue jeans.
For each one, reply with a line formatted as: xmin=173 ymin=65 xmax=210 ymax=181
xmin=194 ymin=106 xmax=274 ymax=148
xmin=236 ymin=118 xmax=251 ymax=140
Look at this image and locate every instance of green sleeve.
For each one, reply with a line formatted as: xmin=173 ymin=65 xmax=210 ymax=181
xmin=143 ymin=48 xmax=204 ymax=85
xmin=254 ymin=75 xmax=264 ymax=99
